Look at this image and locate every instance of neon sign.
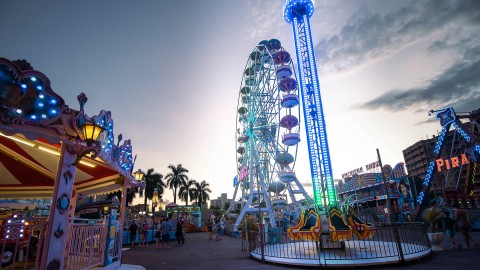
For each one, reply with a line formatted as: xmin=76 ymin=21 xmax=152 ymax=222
xmin=436 ymin=154 xmax=469 ymax=171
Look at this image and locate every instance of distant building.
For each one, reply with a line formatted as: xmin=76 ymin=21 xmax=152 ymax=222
xmin=210 ymin=193 xmax=232 ymax=209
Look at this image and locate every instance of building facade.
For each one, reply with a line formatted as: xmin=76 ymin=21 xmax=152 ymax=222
xmin=210 ymin=193 xmax=231 ymax=210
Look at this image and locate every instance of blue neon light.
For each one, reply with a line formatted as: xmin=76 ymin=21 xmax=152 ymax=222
xmin=284 ymin=0 xmax=337 ymax=206
xmin=452 ymin=122 xmax=471 ymax=142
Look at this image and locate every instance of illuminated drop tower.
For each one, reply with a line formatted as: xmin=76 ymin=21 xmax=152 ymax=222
xmin=283 ymin=0 xmax=337 ymax=207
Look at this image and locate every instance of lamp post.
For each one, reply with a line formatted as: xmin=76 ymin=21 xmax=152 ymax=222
xmin=133 ymin=169 xmax=146 ymax=213
xmin=152 ymin=188 xmax=159 ymax=229
xmin=43 ymin=93 xmax=107 ymax=269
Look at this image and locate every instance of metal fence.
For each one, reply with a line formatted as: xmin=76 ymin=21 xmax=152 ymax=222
xmin=243 ymin=222 xmax=431 ymax=266
xmin=0 ymin=217 xmax=46 ymax=270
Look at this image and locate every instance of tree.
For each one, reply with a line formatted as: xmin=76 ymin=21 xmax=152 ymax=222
xmin=165 ymin=164 xmax=189 ymax=204
xmin=191 ymin=180 xmax=211 ymax=206
xmin=179 ymin=179 xmax=197 ymax=206
xmin=108 ymin=189 xmax=136 ymax=207
xmin=224 ymin=201 xmax=230 ymax=211
xmin=143 ymin=168 xmax=166 ymax=213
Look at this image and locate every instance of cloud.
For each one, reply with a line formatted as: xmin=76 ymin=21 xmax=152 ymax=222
xmin=357 ymin=45 xmax=480 ymax=113
xmin=244 ymin=0 xmax=285 ymax=40
xmin=315 ymin=0 xmax=480 ymax=115
xmin=314 ymin=0 xmax=480 ymax=74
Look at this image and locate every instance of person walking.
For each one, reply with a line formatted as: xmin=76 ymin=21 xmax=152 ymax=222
xmin=442 ymin=211 xmax=458 ymax=249
xmin=160 ymin=218 xmax=173 ymax=249
xmin=455 ymin=206 xmax=474 ymax=248
xmin=176 ymin=217 xmax=185 ymax=245
xmin=140 ymin=220 xmax=149 ymax=247
xmin=208 ymin=218 xmax=215 ymax=240
xmin=215 ymin=218 xmax=225 ymax=241
xmin=155 ymin=219 xmax=163 ymax=248
xmin=128 ymin=219 xmax=138 ymax=248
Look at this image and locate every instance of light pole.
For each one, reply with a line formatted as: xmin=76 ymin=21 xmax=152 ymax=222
xmin=152 ymin=188 xmax=159 ymax=230
xmin=133 ymin=169 xmax=146 ymax=213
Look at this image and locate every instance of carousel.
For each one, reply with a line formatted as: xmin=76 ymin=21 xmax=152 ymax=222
xmin=0 ymin=57 xmax=143 ymax=269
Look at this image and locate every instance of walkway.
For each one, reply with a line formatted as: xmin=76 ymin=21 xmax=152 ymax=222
xmin=121 ymin=231 xmax=480 ymax=269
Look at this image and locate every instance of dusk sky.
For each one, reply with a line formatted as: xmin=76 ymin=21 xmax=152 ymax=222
xmin=1 ymin=0 xmax=479 ymax=205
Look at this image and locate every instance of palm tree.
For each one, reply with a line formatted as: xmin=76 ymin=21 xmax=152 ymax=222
xmin=179 ymin=179 xmax=197 ymax=206
xmin=191 ymin=180 xmax=211 ymax=206
xmin=165 ymin=164 xmax=189 ymax=204
xmin=143 ymin=168 xmax=166 ymax=213
xmin=108 ymin=189 xmax=136 ymax=207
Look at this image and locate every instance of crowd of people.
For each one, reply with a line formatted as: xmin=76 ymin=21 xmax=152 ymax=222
xmin=128 ymin=214 xmax=228 ymax=249
xmin=441 ymin=203 xmax=476 ymax=249
xmin=207 ymin=216 xmax=226 ymax=241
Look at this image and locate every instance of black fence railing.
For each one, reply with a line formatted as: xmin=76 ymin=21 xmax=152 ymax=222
xmin=242 ymin=222 xmax=430 ymax=266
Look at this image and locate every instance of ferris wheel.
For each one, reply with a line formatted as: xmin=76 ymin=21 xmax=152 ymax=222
xmin=227 ymin=39 xmax=312 ymax=229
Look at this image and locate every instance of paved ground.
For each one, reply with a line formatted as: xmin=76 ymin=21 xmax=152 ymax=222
xmin=121 ymin=231 xmax=480 ymax=270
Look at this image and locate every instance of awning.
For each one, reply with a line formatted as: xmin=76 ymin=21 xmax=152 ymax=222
xmin=0 ymin=134 xmax=123 ymax=199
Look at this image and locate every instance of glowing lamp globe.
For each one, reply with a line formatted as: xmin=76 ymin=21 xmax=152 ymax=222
xmin=152 ymin=188 xmax=159 ymax=204
xmin=82 ymin=121 xmax=104 ymax=143
xmin=133 ymin=169 xmax=145 ymax=182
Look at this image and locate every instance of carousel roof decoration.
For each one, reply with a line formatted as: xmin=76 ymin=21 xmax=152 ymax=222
xmin=0 ymin=57 xmax=70 ymax=138
xmin=0 ymin=57 xmax=142 ymax=198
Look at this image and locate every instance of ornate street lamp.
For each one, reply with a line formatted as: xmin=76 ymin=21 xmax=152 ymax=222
xmin=152 ymin=188 xmax=159 ymax=233
xmin=133 ymin=169 xmax=147 ymax=214
xmin=81 ymin=119 xmax=104 ymax=144
xmin=71 ymin=93 xmax=106 ymax=166
xmin=133 ymin=169 xmax=145 ymax=182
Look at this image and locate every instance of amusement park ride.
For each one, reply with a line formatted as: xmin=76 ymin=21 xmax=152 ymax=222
xmin=227 ymin=0 xmax=373 ymax=243
xmin=413 ymin=107 xmax=480 ymax=218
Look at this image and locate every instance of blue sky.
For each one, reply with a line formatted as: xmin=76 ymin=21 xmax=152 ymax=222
xmin=2 ymin=0 xmax=479 ymax=205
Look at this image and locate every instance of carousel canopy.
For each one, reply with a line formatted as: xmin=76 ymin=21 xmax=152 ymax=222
xmin=0 ymin=133 xmax=124 ymax=199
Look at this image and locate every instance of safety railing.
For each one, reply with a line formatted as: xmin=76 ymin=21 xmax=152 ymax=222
xmin=244 ymin=222 xmax=430 ymax=266
xmin=64 ymin=218 xmax=107 ymax=270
